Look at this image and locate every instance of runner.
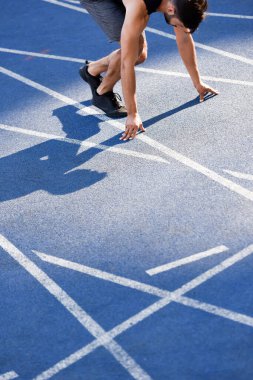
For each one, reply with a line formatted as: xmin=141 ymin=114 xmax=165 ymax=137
xmin=79 ymin=0 xmax=218 ymax=140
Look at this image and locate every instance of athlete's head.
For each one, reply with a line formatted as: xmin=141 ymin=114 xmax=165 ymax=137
xmin=164 ymin=0 xmax=208 ymax=33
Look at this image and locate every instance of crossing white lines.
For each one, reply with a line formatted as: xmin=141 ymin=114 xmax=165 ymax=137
xmin=31 ymin=244 xmax=253 ymax=379
xmin=1 ymin=47 xmax=253 ymax=87
xmin=146 ymin=245 xmax=229 ymax=276
xmin=0 ymin=234 xmax=152 ymax=380
xmin=0 ymin=124 xmax=169 ymax=165
xmin=1 ymin=66 xmax=253 ymax=202
xmin=41 ymin=0 xmax=253 ymax=66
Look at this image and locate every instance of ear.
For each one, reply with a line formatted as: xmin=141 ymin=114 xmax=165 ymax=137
xmin=167 ymin=3 xmax=176 ymax=15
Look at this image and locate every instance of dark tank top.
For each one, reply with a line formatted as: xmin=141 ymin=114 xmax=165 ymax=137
xmin=143 ymin=0 xmax=163 ymax=14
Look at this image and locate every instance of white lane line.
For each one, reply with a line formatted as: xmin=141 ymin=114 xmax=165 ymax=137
xmin=146 ymin=27 xmax=253 ymax=66
xmin=62 ymin=0 xmax=80 ymax=4
xmin=33 ymin=250 xmax=169 ymax=298
xmin=1 ymin=47 xmax=253 ymax=87
xmin=173 ymin=244 xmax=253 ymax=297
xmin=0 ymin=47 xmax=84 ymax=63
xmin=41 ymin=0 xmax=253 ymax=66
xmin=0 ymin=372 xmax=19 ymax=380
xmin=34 ymin=246 xmax=253 ymax=311
xmin=146 ymin=245 xmax=229 ymax=276
xmin=33 ymin=245 xmax=253 ymax=379
xmin=0 ymin=124 xmax=169 ymax=165
xmin=137 ymin=67 xmax=253 ymax=87
xmin=1 ymin=66 xmax=253 ymax=202
xmin=42 ymin=0 xmax=88 ymax=13
xmin=0 ymin=235 xmax=152 ymax=380
xmin=224 ymin=169 xmax=253 ymax=181
xmin=207 ymin=12 xmax=253 ymax=20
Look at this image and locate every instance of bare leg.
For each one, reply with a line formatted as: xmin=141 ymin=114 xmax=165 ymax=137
xmin=88 ymin=33 xmax=148 ymax=95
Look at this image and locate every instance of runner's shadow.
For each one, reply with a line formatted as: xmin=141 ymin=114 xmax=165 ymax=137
xmin=143 ymin=95 xmax=216 ymax=129
xmin=0 ymin=105 xmax=108 ymax=202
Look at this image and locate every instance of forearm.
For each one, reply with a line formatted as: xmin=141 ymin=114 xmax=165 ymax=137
xmin=121 ymin=61 xmax=138 ymax=115
xmin=176 ymin=32 xmax=201 ymax=87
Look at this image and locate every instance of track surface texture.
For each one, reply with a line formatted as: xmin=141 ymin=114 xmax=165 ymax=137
xmin=1 ymin=0 xmax=253 ymax=379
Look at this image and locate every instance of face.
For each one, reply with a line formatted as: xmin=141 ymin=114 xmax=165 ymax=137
xmin=164 ymin=13 xmax=191 ymax=33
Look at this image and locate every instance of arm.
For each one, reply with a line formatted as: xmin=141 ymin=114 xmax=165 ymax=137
xmin=120 ymin=0 xmax=147 ymax=140
xmin=174 ymin=27 xmax=218 ymax=102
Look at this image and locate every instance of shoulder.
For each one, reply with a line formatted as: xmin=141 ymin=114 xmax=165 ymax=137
xmin=122 ymin=0 xmax=148 ymax=16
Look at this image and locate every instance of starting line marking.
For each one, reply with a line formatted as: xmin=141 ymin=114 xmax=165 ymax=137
xmin=1 ymin=66 xmax=253 ymax=202
xmin=1 ymin=47 xmax=253 ymax=87
xmin=0 ymin=234 xmax=151 ymax=380
xmin=0 ymin=372 xmax=19 ymax=380
xmin=31 ymin=244 xmax=253 ymax=379
xmin=224 ymin=169 xmax=253 ymax=181
xmin=41 ymin=0 xmax=253 ymax=66
xmin=0 ymin=124 xmax=169 ymax=165
xmin=146 ymin=245 xmax=229 ymax=276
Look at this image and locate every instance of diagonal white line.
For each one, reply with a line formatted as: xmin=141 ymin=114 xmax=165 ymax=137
xmin=145 ymin=27 xmax=253 ymax=66
xmin=1 ymin=47 xmax=253 ymax=87
xmin=33 ymin=250 xmax=169 ymax=298
xmin=33 ymin=245 xmax=253 ymax=379
xmin=0 ymin=124 xmax=169 ymax=165
xmin=146 ymin=245 xmax=229 ymax=276
xmin=0 ymin=234 xmax=152 ymax=380
xmin=206 ymin=12 xmax=253 ymax=20
xmin=1 ymin=66 xmax=253 ymax=202
xmin=224 ymin=169 xmax=253 ymax=181
xmin=41 ymin=0 xmax=253 ymax=65
xmin=42 ymin=0 xmax=88 ymax=13
xmin=0 ymin=372 xmax=19 ymax=380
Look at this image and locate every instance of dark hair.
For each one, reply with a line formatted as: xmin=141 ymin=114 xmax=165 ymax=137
xmin=174 ymin=0 xmax=208 ymax=33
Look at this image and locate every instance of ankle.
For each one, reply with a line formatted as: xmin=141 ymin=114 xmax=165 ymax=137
xmin=97 ymin=85 xmax=112 ymax=96
xmin=87 ymin=64 xmax=99 ymax=77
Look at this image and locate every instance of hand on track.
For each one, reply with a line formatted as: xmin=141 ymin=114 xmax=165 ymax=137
xmin=120 ymin=113 xmax=145 ymax=141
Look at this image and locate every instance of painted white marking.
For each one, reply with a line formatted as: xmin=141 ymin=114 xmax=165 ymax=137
xmin=0 ymin=47 xmax=84 ymax=63
xmin=40 ymin=155 xmax=49 ymax=161
xmin=224 ymin=169 xmax=253 ymax=181
xmin=33 ymin=250 xmax=169 ymax=298
xmin=42 ymin=0 xmax=88 ymax=13
xmin=0 ymin=372 xmax=18 ymax=380
xmin=137 ymin=67 xmax=253 ymax=87
xmin=207 ymin=12 xmax=253 ymax=20
xmin=1 ymin=66 xmax=253 ymax=202
xmin=173 ymin=244 xmax=253 ymax=297
xmin=34 ymin=245 xmax=253 ymax=379
xmin=1 ymin=47 xmax=253 ymax=87
xmin=0 ymin=235 xmax=152 ymax=380
xmin=146 ymin=27 xmax=253 ymax=66
xmin=0 ymin=124 xmax=169 ymax=165
xmin=62 ymin=0 xmax=80 ymax=4
xmin=146 ymin=245 xmax=229 ymax=276
xmin=41 ymin=0 xmax=253 ymax=65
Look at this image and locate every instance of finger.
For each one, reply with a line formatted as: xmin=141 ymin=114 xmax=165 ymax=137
xmin=204 ymin=87 xmax=219 ymax=96
xmin=131 ymin=128 xmax=138 ymax=140
xmin=209 ymin=88 xmax=219 ymax=95
xmin=199 ymin=93 xmax=205 ymax=103
xmin=120 ymin=126 xmax=130 ymax=140
xmin=140 ymin=123 xmax=146 ymax=133
xmin=123 ymin=126 xmax=135 ymax=141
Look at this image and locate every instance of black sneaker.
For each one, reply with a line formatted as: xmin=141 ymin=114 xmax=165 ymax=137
xmin=79 ymin=60 xmax=102 ymax=95
xmin=92 ymin=91 xmax=128 ymax=118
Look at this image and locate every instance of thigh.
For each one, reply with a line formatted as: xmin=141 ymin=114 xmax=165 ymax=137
xmin=80 ymin=0 xmax=125 ymax=42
